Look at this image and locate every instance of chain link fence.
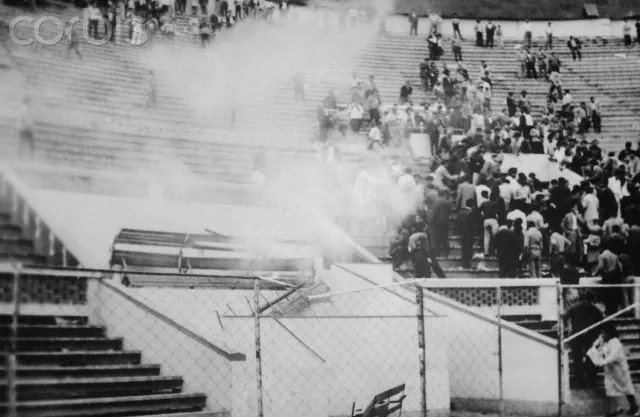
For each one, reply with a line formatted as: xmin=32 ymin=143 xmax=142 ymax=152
xmin=0 ymin=263 xmax=577 ymax=417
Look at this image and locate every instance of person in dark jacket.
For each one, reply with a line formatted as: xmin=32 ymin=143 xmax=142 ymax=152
xmin=431 ymin=189 xmax=451 ymax=258
xmin=411 ymin=234 xmax=446 ymax=278
xmin=565 ymin=291 xmax=604 ymax=388
xmin=506 ymin=91 xmax=517 ymax=117
xmin=458 ymin=199 xmax=476 ymax=268
xmin=400 ymin=80 xmax=413 ymax=103
xmin=494 ymin=221 xmax=521 ymax=277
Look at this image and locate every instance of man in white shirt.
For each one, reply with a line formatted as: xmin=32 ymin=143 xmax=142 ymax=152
xmin=608 ymin=169 xmax=629 ymax=206
xmin=87 ymin=2 xmax=102 ymax=39
xmin=545 ymin=22 xmax=553 ymax=49
xmin=499 ymin=178 xmax=513 ymax=210
xmin=433 ymin=163 xmax=459 ymax=191
xmin=507 ymin=208 xmax=527 ymax=227
xmin=581 ymin=187 xmax=600 ymax=229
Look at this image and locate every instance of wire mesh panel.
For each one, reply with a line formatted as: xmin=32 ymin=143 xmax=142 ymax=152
xmin=256 ymin=283 xmax=430 ymax=417
xmin=424 ymin=289 xmax=502 ymax=416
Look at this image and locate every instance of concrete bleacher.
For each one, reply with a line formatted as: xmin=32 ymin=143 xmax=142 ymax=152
xmin=0 ymin=313 xmax=214 ymax=416
xmin=1 ymin=3 xmax=639 ymax=277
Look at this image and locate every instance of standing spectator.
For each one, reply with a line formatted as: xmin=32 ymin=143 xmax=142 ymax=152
xmin=458 ymin=199 xmax=476 ymax=268
xmin=587 ymin=96 xmax=601 ymax=132
xmin=548 ymin=52 xmax=561 ymax=73
xmin=456 ymin=175 xmax=476 ymax=210
xmin=495 ymin=222 xmax=521 ymax=277
xmin=419 ymin=59 xmax=430 ymax=91
xmin=517 ymin=90 xmax=531 ymax=112
xmin=452 ymin=13 xmax=463 ymax=39
xmin=347 ymin=99 xmax=364 ymax=133
xmin=545 ymin=22 xmax=553 ymax=49
xmin=18 ymin=96 xmax=35 ymax=159
xmin=525 ymin=220 xmax=543 ymax=277
xmin=485 ymin=21 xmax=495 ymax=48
xmin=636 ymin=18 xmax=640 ymax=44
xmin=623 ymin=18 xmax=633 ymax=47
xmin=567 ymin=36 xmax=582 ymax=61
xmin=365 ymin=92 xmax=381 ymax=127
xmin=496 ymin=24 xmax=504 ymax=49
xmin=474 ymin=19 xmax=484 ymax=47
xmin=479 ymin=191 xmax=501 ymax=256
xmin=200 ymin=20 xmax=212 ymax=46
xmin=400 ymin=80 xmax=413 ymax=104
xmin=564 ymin=291 xmax=604 ymax=388
xmin=582 ymin=186 xmax=600 ymax=229
xmin=87 ymin=2 xmax=101 ymax=39
xmin=408 ymin=9 xmax=418 ymax=36
xmin=235 ymin=0 xmax=242 ymax=20
xmin=523 ymin=19 xmax=533 ymax=47
xmin=506 ymin=91 xmax=517 ymax=117
xmin=596 ymin=248 xmax=623 ymax=315
xmin=64 ymin=21 xmax=83 ymax=60
xmin=411 ymin=235 xmax=432 ymax=277
xmin=452 ymin=37 xmax=463 ymax=62
xmin=176 ymin=0 xmax=186 ymax=14
xmin=525 ymin=49 xmax=538 ymax=78
xmin=429 ymin=12 xmax=442 ymax=35
xmin=431 ymin=189 xmax=451 ymax=258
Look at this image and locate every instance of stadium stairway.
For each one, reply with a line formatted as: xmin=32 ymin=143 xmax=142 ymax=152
xmin=502 ymin=313 xmax=640 ymax=390
xmin=0 ymin=211 xmax=47 ymax=267
xmin=0 ymin=314 xmax=215 ymax=417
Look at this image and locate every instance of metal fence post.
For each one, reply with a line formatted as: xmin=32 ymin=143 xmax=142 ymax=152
xmin=496 ymin=286 xmax=505 ymax=417
xmin=8 ymin=265 xmax=21 ymax=417
xmin=253 ymin=278 xmax=264 ymax=417
xmin=416 ymin=285 xmax=427 ymax=417
xmin=556 ymin=279 xmax=565 ymax=417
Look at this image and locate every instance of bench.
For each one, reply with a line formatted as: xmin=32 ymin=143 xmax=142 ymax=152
xmin=351 ymin=384 xmax=406 ymax=417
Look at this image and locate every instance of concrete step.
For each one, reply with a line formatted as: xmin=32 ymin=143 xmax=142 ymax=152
xmin=0 ymin=324 xmax=105 ymax=338
xmin=0 ymin=337 xmax=124 ymax=352
xmin=11 ymin=364 xmax=162 ymax=379
xmin=13 ymin=376 xmax=184 ymax=401
xmin=3 ymin=392 xmax=207 ymax=417
xmin=0 ymin=315 xmax=88 ymax=325
xmin=16 ymin=350 xmax=142 ymax=366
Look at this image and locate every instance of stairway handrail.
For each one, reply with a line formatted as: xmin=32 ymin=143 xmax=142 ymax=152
xmin=563 ymin=301 xmax=640 ymax=345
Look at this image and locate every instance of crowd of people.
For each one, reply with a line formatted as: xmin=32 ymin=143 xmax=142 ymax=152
xmin=71 ymin=0 xmax=288 ymax=49
xmin=310 ymin=19 xmax=640 ymax=310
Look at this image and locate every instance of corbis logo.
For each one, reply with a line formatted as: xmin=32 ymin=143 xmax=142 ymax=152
xmin=9 ymin=15 xmax=148 ymax=46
